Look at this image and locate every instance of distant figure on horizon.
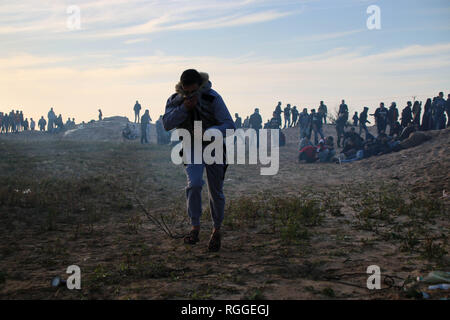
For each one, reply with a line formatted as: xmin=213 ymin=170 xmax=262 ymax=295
xmin=352 ymin=112 xmax=359 ymax=127
xmin=249 ymin=108 xmax=263 ymax=147
xmin=48 ymin=107 xmax=56 ymax=133
xmin=274 ymin=102 xmax=282 ymax=128
xmin=298 ymin=108 xmax=311 ymax=139
xmin=388 ymin=102 xmax=399 ymax=136
xmin=234 ymin=113 xmax=242 ymax=129
xmin=134 ymin=100 xmax=142 ymax=123
xmin=140 ymin=109 xmax=151 ymax=144
xmin=38 ymin=116 xmax=46 ymax=132
xmin=283 ymin=104 xmax=291 ymax=128
xmin=30 ymin=118 xmax=35 ymax=131
xmin=311 ymin=109 xmax=324 ymax=145
xmin=339 ymin=100 xmax=349 ymax=123
xmin=401 ymin=101 xmax=413 ymax=128
xmin=243 ymin=116 xmax=250 ymax=128
xmin=291 ymin=106 xmax=299 ymax=127
xmin=431 ymin=92 xmax=447 ymax=130
xmin=374 ymin=102 xmax=389 ymax=135
xmin=98 ymin=109 xmax=103 ymax=121
xmin=359 ymin=107 xmax=370 ymax=138
xmin=412 ymin=101 xmax=422 ymax=126
xmin=318 ymin=101 xmax=328 ymax=124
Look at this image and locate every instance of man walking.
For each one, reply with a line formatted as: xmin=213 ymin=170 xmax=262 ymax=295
xmin=162 ymin=69 xmax=235 ymax=252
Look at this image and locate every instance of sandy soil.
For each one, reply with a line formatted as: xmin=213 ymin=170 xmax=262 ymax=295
xmin=0 ymin=124 xmax=448 ymax=300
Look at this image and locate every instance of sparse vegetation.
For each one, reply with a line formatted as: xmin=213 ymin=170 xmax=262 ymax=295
xmin=0 ymin=129 xmax=448 ymax=300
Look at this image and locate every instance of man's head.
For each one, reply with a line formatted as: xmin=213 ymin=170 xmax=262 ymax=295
xmin=320 ymin=101 xmax=324 ymax=105
xmin=255 ymin=108 xmax=259 ymax=113
xmin=303 ymin=108 xmax=307 ymax=113
xmin=391 ymin=102 xmax=396 ymax=107
xmin=380 ymin=102 xmax=385 ymax=107
xmin=311 ymin=109 xmax=316 ymax=113
xmin=180 ymin=69 xmax=203 ymax=97
xmin=439 ymin=92 xmax=444 ymax=98
xmin=287 ymin=104 xmax=291 ymax=107
xmin=235 ymin=113 xmax=239 ymax=117
xmin=342 ymin=100 xmax=345 ymax=104
xmin=407 ymin=101 xmax=412 ymax=106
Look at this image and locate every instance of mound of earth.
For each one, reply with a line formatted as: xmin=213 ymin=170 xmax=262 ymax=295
xmin=63 ymin=116 xmax=157 ymax=143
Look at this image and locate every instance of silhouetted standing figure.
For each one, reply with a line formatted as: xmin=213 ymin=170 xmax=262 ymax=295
xmin=339 ymin=100 xmax=349 ymax=123
xmin=352 ymin=112 xmax=359 ymax=127
xmin=291 ymin=106 xmax=299 ymax=127
xmin=374 ymin=102 xmax=389 ymax=135
xmin=298 ymin=108 xmax=310 ymax=139
xmin=98 ymin=109 xmax=103 ymax=121
xmin=274 ymin=102 xmax=282 ymax=128
xmin=388 ymin=102 xmax=399 ymax=136
xmin=38 ymin=116 xmax=46 ymax=132
xmin=283 ymin=104 xmax=291 ymax=129
xmin=48 ymin=108 xmax=56 ymax=133
xmin=234 ymin=113 xmax=242 ymax=129
xmin=140 ymin=109 xmax=151 ymax=144
xmin=359 ymin=107 xmax=370 ymax=138
xmin=318 ymin=101 xmax=328 ymax=124
xmin=432 ymin=92 xmax=447 ymax=130
xmin=249 ymin=108 xmax=263 ymax=147
xmin=401 ymin=102 xmax=413 ymax=128
xmin=311 ymin=109 xmax=324 ymax=145
xmin=134 ymin=101 xmax=142 ymax=123
xmin=412 ymin=101 xmax=422 ymax=126
xmin=421 ymin=99 xmax=432 ymax=131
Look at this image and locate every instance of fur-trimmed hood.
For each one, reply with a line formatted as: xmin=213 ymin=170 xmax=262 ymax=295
xmin=175 ymin=72 xmax=211 ymax=96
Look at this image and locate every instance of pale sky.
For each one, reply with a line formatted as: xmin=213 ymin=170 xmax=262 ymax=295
xmin=1 ymin=0 xmax=449 ymax=123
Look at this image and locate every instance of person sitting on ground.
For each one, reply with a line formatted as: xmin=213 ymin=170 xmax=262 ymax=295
xmin=299 ymin=144 xmax=318 ymax=163
xmin=398 ymin=122 xmax=417 ymax=141
xmin=317 ymin=138 xmax=336 ymax=163
xmin=299 ymin=136 xmax=314 ymax=150
xmin=342 ymin=127 xmax=364 ymax=152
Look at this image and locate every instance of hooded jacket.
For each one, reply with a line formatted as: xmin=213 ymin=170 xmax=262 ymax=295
xmin=162 ymin=72 xmax=235 ymax=136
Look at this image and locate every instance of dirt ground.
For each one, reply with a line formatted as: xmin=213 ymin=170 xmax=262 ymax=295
xmin=0 ymin=125 xmax=449 ymax=300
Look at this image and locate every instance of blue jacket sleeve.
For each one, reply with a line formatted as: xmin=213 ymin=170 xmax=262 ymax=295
xmin=209 ymin=95 xmax=236 ymax=135
xmin=162 ymin=95 xmax=189 ymax=131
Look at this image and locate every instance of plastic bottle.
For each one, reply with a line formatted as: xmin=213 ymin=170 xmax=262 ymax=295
xmin=428 ymin=284 xmax=450 ymax=290
xmin=417 ymin=271 xmax=450 ymax=284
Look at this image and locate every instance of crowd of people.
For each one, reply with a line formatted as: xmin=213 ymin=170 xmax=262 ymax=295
xmin=4 ymin=92 xmax=449 ymax=161
xmin=296 ymin=91 xmax=449 ymax=164
xmin=0 ymin=107 xmax=76 ymax=135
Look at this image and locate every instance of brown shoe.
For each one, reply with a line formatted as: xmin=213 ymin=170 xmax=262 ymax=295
xmin=208 ymin=230 xmax=222 ymax=252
